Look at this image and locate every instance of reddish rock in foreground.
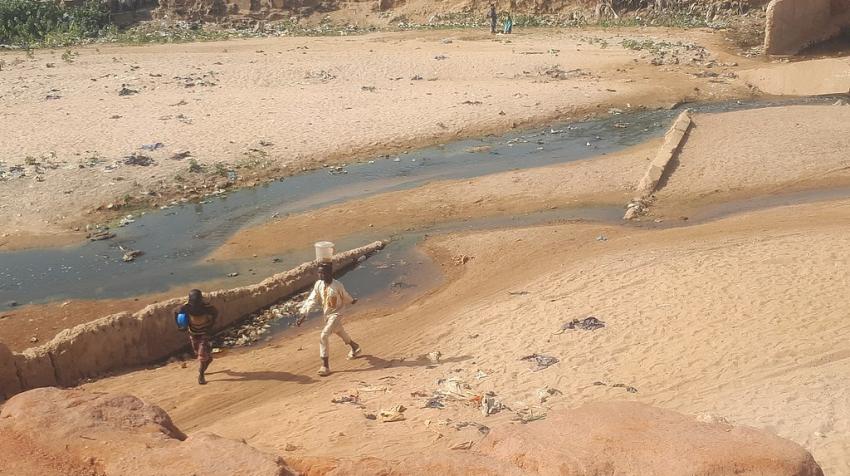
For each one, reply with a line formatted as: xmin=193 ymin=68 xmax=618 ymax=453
xmin=0 ymin=387 xmax=294 ymax=476
xmin=476 ymin=401 xmax=824 ymax=476
xmin=0 ymin=389 xmax=822 ymax=476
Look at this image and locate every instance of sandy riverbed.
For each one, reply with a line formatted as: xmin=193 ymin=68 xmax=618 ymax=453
xmin=3 ymin=25 xmax=850 ymax=475
xmin=0 ymin=27 xmax=752 ymax=250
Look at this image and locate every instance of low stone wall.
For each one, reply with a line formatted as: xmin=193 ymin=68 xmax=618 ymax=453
xmin=0 ymin=241 xmax=385 ymax=400
xmin=764 ymin=0 xmax=850 ymax=55
xmin=624 ymin=109 xmax=692 ymax=220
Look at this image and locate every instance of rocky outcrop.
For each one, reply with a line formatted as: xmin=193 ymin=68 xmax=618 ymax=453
xmin=477 ymin=401 xmax=824 ymax=476
xmin=2 ymin=389 xmax=822 ymax=476
xmin=764 ymin=0 xmax=850 ymax=55
xmin=0 ymin=387 xmax=294 ymax=476
xmin=0 ymin=241 xmax=385 ymax=399
xmin=294 ymin=401 xmax=822 ymax=475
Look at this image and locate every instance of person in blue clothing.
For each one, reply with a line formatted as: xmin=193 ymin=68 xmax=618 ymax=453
xmin=503 ymin=13 xmax=513 ymax=34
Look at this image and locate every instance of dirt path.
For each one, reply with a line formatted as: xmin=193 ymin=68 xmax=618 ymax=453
xmin=0 ymin=27 xmax=753 ymax=250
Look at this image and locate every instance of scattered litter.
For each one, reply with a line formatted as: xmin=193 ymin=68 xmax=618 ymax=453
xmin=450 ymin=441 xmax=473 ymax=450
xmin=452 ymin=255 xmax=472 ymax=266
xmin=380 ymin=405 xmax=407 ymax=422
xmin=460 ymin=100 xmax=482 ymax=105
xmin=596 ymin=235 xmax=607 ymax=241
xmin=508 ymin=291 xmax=529 ymax=296
xmin=364 ymin=413 xmax=377 ymax=420
xmin=88 ymin=230 xmax=115 ymax=242
xmin=227 ymin=272 xmax=239 ymax=277
xmin=520 ymin=353 xmax=560 ymax=371
xmin=331 ymin=391 xmax=360 ymax=405
xmin=424 ymin=396 xmax=445 ymax=409
xmin=536 ymin=386 xmax=562 ymax=403
xmin=118 ymin=85 xmax=139 ymax=96
xmin=123 ymin=153 xmax=155 ymax=166
xmin=438 ymin=378 xmax=476 ymax=399
xmin=121 ymin=249 xmax=143 ymax=263
xmin=426 ymin=351 xmax=442 ymax=364
xmin=612 ymin=383 xmax=638 ymax=393
xmin=361 ymin=85 xmax=376 ymax=92
xmin=474 ymin=370 xmax=488 ymax=380
xmin=411 ymin=74 xmax=423 ymax=80
xmin=170 ymin=150 xmax=191 ymax=160
xmin=434 ymin=55 xmax=448 ymax=60
xmin=140 ymin=142 xmax=165 ymax=151
xmin=513 ymin=408 xmax=546 ymax=423
xmin=561 ymin=316 xmax=606 ymax=332
xmin=118 ymin=215 xmax=135 ymax=227
xmin=481 ymin=393 xmax=504 ymax=416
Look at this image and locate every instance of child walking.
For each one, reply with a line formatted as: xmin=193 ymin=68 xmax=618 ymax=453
xmin=174 ymin=289 xmax=219 ymax=385
xmin=297 ymin=262 xmax=361 ymax=376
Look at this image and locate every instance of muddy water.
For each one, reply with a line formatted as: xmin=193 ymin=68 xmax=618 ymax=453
xmin=0 ymin=96 xmax=840 ymax=311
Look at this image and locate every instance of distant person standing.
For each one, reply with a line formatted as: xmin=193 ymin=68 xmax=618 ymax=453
xmin=174 ymin=289 xmax=219 ymax=385
xmin=503 ymin=13 xmax=513 ymax=34
xmin=297 ymin=262 xmax=361 ymax=377
xmin=487 ymin=3 xmax=498 ymax=34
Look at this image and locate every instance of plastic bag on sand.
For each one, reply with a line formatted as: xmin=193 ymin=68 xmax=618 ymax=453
xmin=520 ymin=353 xmax=560 ymax=371
xmin=380 ymin=405 xmax=407 ymax=422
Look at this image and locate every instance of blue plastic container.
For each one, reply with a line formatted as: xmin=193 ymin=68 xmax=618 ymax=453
xmin=176 ymin=312 xmax=189 ymax=330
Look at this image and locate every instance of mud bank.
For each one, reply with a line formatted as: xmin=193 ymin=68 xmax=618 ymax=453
xmin=0 ymin=241 xmax=385 ymax=401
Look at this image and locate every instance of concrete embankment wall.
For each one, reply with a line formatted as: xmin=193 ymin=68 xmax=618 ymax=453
xmin=765 ymin=0 xmax=850 ymax=55
xmin=0 ymin=241 xmax=385 ymax=401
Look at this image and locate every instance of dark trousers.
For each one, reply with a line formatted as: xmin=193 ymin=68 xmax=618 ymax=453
xmin=189 ymin=334 xmax=213 ymax=364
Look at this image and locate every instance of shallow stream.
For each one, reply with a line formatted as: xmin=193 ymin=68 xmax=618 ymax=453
xmin=0 ymin=96 xmax=841 ymax=311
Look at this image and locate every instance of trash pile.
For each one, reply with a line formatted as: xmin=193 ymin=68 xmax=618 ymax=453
xmin=620 ymin=38 xmax=715 ymax=68
xmin=212 ymin=292 xmax=308 ymax=348
xmin=412 ymin=377 xmax=508 ymax=418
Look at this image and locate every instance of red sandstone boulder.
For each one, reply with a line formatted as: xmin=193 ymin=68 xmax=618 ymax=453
xmin=0 ymin=387 xmax=294 ymax=476
xmin=0 ymin=342 xmax=22 ymax=400
xmin=477 ymin=401 xmax=823 ymax=476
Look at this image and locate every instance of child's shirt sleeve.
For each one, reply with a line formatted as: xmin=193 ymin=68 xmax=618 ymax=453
xmin=299 ymin=281 xmax=321 ymax=315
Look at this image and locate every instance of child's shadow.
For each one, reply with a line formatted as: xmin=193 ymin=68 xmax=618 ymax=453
xmin=334 ymin=354 xmax=472 ymax=374
xmin=208 ymin=369 xmax=316 ymax=384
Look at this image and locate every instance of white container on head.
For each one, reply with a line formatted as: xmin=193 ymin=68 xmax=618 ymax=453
xmin=314 ymin=241 xmax=335 ymax=262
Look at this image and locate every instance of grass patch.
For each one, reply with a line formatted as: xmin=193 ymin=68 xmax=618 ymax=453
xmin=0 ymin=0 xmax=110 ymax=47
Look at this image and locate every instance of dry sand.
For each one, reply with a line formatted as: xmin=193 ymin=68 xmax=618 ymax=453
xmin=0 ymin=28 xmax=750 ymax=249
xmin=81 ymin=197 xmax=850 ymax=474
xmin=741 ymin=56 xmax=850 ymax=96
xmin=650 ymin=103 xmax=850 ymax=215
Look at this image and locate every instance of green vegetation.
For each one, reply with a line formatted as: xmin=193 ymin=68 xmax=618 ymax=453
xmin=0 ymin=0 xmax=736 ymax=49
xmin=187 ymin=159 xmax=204 ymax=173
xmin=0 ymin=0 xmax=110 ymax=47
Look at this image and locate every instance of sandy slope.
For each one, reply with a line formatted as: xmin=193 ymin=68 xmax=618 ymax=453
xmin=0 ymin=28 xmax=750 ymax=249
xmin=652 ymin=104 xmax=850 ymax=214
xmin=82 ymin=197 xmax=850 ymax=474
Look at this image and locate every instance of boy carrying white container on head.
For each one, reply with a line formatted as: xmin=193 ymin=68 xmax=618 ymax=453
xmin=296 ymin=247 xmax=361 ymax=377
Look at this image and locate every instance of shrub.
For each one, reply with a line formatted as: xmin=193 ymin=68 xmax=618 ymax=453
xmin=0 ymin=0 xmax=110 ymax=46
